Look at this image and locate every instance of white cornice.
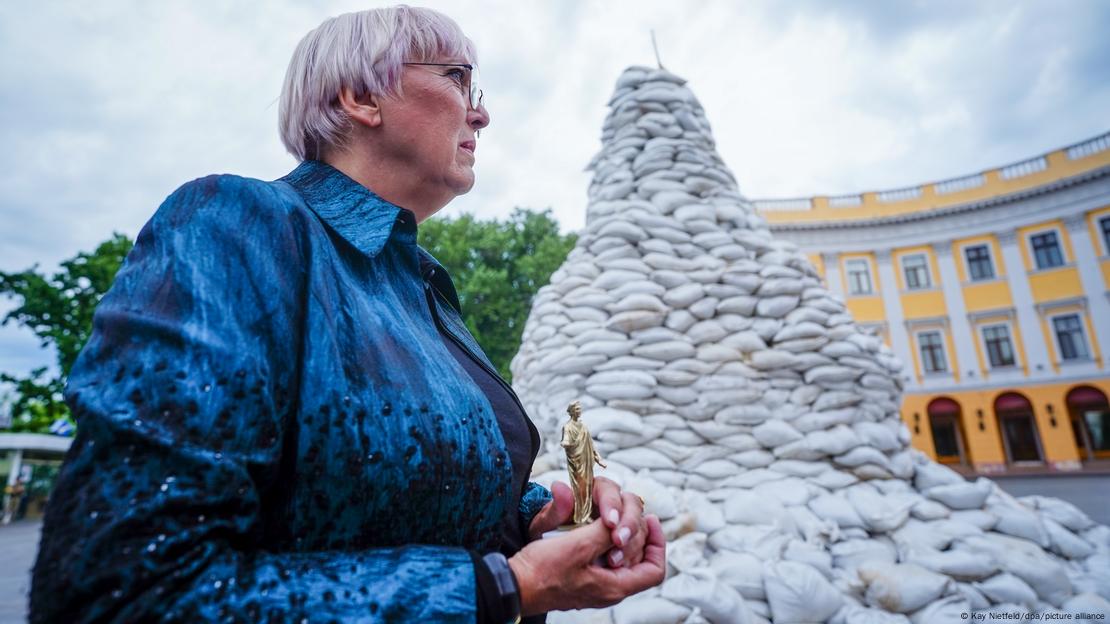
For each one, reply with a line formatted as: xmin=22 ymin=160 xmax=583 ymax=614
xmin=767 ymin=166 xmax=1110 ymax=253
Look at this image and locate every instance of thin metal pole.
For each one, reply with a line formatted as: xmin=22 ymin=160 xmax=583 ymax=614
xmin=651 ymin=30 xmax=664 ymax=69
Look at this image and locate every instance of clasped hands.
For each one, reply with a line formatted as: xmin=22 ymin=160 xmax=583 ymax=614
xmin=507 ymin=477 xmax=666 ymax=616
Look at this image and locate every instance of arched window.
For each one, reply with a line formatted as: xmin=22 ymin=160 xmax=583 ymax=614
xmin=927 ymin=397 xmax=965 ymax=465
xmin=1066 ymin=386 xmax=1110 ymax=461
xmin=994 ymin=392 xmax=1043 ymax=464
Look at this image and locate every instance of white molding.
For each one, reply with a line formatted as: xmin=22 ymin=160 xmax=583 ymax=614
xmin=967 ymin=307 xmax=1015 ymax=323
xmin=1034 ymin=296 xmax=1088 ymax=315
xmin=767 ymin=168 xmax=1110 ymax=252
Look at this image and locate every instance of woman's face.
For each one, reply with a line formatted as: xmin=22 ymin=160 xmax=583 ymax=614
xmin=379 ymin=59 xmax=490 ymax=209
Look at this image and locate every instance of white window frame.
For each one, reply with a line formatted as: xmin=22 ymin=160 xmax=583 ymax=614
xmin=915 ymin=329 xmax=949 ymax=374
xmin=900 ymin=253 xmax=932 ymax=290
xmin=1099 ymin=215 xmax=1110 ymax=257
xmin=979 ymin=322 xmax=1018 ymax=369
xmin=844 ymin=258 xmax=874 ymax=295
xmin=961 ymin=243 xmax=996 ymax=282
xmin=1024 ymin=226 xmax=1067 ymax=271
xmin=1049 ymin=312 xmax=1091 ymax=362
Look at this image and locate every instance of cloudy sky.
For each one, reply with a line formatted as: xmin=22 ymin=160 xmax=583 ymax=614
xmin=2 ymin=0 xmax=1109 ymax=383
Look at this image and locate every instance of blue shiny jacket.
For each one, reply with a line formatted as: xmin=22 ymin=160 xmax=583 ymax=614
xmin=31 ymin=160 xmax=552 ymax=623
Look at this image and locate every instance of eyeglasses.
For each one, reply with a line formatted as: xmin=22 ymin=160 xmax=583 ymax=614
xmin=402 ymin=62 xmax=484 ymax=110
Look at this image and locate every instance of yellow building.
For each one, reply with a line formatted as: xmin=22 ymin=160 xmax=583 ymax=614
xmin=755 ymin=132 xmax=1110 ymax=474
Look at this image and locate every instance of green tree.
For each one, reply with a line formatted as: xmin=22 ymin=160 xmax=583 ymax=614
xmin=418 ymin=208 xmax=576 ymax=381
xmin=0 ymin=233 xmax=133 ymax=433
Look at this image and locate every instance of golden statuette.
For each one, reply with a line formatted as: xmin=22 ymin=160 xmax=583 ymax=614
xmin=560 ymin=401 xmax=606 ymax=526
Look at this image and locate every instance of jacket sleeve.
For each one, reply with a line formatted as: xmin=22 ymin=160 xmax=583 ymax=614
xmin=30 ymin=176 xmax=478 ymax=623
xmin=519 ymin=481 xmax=553 ymax=537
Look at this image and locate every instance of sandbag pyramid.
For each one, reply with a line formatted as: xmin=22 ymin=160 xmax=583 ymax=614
xmin=510 ymin=66 xmax=1110 ymax=623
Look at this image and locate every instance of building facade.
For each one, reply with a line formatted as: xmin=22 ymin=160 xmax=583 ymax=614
xmin=755 ymin=132 xmax=1110 ymax=474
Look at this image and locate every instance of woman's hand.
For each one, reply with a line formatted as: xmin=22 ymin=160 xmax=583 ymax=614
xmin=528 ymin=478 xmax=649 ymax=568
xmin=510 ymin=514 xmax=666 ymax=615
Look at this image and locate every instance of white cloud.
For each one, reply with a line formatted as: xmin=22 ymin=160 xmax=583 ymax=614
xmin=1 ymin=0 xmax=1108 ymax=377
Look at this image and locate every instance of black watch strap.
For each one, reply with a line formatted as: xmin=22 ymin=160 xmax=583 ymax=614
xmin=481 ymin=552 xmax=522 ymax=624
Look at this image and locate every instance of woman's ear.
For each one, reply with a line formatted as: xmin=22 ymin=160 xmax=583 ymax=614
xmin=337 ymin=86 xmax=383 ymax=129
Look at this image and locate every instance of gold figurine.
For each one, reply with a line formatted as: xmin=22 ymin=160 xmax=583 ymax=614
xmin=560 ymin=401 xmax=606 ymax=526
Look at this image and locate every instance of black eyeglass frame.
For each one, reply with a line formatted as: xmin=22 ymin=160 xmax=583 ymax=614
xmin=402 ymin=62 xmax=483 ymax=110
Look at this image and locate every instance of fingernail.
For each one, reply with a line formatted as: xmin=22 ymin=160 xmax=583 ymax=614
xmin=608 ymin=509 xmax=619 ymax=526
xmin=611 ymin=550 xmax=623 ymax=565
xmin=618 ymin=527 xmax=631 ymax=546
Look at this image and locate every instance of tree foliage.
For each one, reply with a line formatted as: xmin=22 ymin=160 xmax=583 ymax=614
xmin=418 ymin=208 xmax=576 ymax=381
xmin=0 ymin=233 xmax=133 ymax=433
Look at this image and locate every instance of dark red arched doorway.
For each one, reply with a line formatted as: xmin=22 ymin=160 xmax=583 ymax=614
xmin=1066 ymin=386 xmax=1110 ymax=462
xmin=927 ymin=397 xmax=967 ymax=465
xmin=995 ymin=392 xmax=1044 ymax=464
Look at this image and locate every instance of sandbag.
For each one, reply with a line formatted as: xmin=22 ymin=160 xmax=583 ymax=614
xmin=612 ymin=596 xmax=691 ymax=624
xmin=709 ymin=551 xmax=765 ymax=600
xmin=858 ymin=561 xmax=951 ymax=613
xmin=924 ymin=478 xmax=992 ymax=510
xmin=763 ymin=560 xmax=844 ymax=624
xmin=660 ymin=568 xmax=755 ymax=624
xmin=974 ymin=573 xmax=1037 ymax=609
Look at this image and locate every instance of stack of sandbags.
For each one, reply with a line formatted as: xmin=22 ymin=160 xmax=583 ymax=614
xmin=517 ymin=66 xmax=1110 ymax=624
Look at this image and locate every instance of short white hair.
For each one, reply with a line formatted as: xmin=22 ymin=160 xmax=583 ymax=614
xmin=279 ymin=5 xmax=477 ymax=161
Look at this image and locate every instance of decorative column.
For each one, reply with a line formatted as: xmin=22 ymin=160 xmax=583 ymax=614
xmin=821 ymin=252 xmax=845 ymax=298
xmin=933 ymin=241 xmax=981 ymax=380
xmin=997 ymin=230 xmax=1051 ymax=373
xmin=1063 ymin=213 xmax=1110 ymax=368
xmin=875 ymin=249 xmax=916 ymax=383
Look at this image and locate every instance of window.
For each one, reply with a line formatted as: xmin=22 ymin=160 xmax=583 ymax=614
xmin=846 ymin=259 xmax=873 ymax=295
xmin=983 ymin=324 xmax=1016 ymax=368
xmin=902 ymin=254 xmax=931 ymax=290
xmin=1101 ymin=216 xmax=1110 ymax=255
xmin=965 ymin=245 xmax=995 ymax=280
xmin=918 ymin=331 xmax=947 ymax=373
xmin=1030 ymin=231 xmax=1064 ymax=269
xmin=1052 ymin=314 xmax=1089 ymax=361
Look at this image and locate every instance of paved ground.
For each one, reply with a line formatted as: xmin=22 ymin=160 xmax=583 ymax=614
xmin=1 ymin=474 xmax=1107 ymax=621
xmin=0 ymin=520 xmax=38 ymax=624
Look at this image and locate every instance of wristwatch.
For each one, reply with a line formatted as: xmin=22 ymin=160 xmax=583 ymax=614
xmin=481 ymin=552 xmax=522 ymax=624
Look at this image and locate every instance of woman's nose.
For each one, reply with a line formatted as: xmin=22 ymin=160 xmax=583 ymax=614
xmin=469 ymin=103 xmax=490 ymax=131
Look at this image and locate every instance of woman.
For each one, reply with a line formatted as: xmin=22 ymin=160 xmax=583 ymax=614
xmin=30 ymin=6 xmax=664 ymax=623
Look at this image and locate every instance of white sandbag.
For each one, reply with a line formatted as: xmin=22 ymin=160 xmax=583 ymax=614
xmin=763 ymin=560 xmax=844 ymax=624
xmin=1022 ymin=495 xmax=1095 ymax=533
xmin=724 ymin=490 xmax=786 ymax=526
xmin=808 ymin=493 xmax=866 ymax=529
xmin=831 ymin=538 xmax=897 ymax=573
xmin=847 ymin=485 xmax=911 ymax=532
xmin=910 ymin=499 xmax=950 ymax=521
xmin=858 ymin=561 xmax=951 ymax=613
xmin=907 ymin=595 xmax=968 ymax=624
xmin=752 ymin=477 xmax=813 ymax=507
xmin=954 ymin=582 xmax=991 ymax=610
xmin=624 ymin=471 xmax=679 ymax=520
xmin=709 ymin=525 xmax=791 ymax=560
xmin=609 ymin=447 xmax=677 ymax=470
xmin=902 ymin=544 xmax=999 ymax=580
xmin=783 ymin=539 xmax=835 ymax=579
xmin=924 ymin=478 xmax=992 ymax=510
xmin=752 ymin=420 xmax=804 ymax=447
xmin=830 ymin=604 xmax=911 ymax=624
xmin=804 ymin=425 xmax=864 ymax=456
xmin=1062 ymin=593 xmax=1110 ymax=617
xmin=1044 ymin=517 xmax=1095 ymax=559
xmin=660 ymin=568 xmax=755 ymax=624
xmin=709 ymin=551 xmax=765 ymax=600
xmin=607 ymin=310 xmax=667 ymax=332
xmin=667 ymin=532 xmax=708 ymax=573
xmin=912 ymin=461 xmax=965 ymax=490
xmin=989 ymin=501 xmax=1051 ymax=547
xmin=613 ymin=596 xmax=691 ymax=624
xmin=580 ymin=407 xmax=644 ymax=434
xmin=974 ymin=573 xmax=1038 ymax=609
xmin=948 ymin=510 xmax=998 ymax=531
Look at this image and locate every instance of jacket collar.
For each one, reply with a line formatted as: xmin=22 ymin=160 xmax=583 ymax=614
xmin=280 ymin=159 xmax=415 ymax=258
xmin=280 ymin=160 xmax=464 ymax=314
